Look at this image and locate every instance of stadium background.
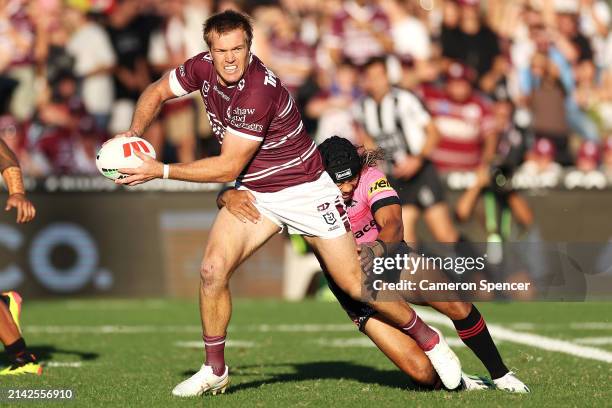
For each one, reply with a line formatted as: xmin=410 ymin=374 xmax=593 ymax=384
xmin=0 ymin=0 xmax=612 ymax=406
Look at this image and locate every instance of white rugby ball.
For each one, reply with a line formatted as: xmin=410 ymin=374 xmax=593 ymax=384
xmin=96 ymin=137 xmax=156 ymax=180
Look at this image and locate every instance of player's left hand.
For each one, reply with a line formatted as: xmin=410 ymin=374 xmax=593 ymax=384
xmin=392 ymin=156 xmax=423 ymax=180
xmin=116 ymin=150 xmax=163 ymax=186
xmin=5 ymin=193 xmax=36 ymax=223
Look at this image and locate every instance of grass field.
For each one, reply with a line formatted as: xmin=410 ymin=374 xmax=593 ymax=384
xmin=1 ymin=299 xmax=611 ymax=407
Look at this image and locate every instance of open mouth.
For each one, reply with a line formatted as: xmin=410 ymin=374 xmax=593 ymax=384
xmin=224 ymin=65 xmax=238 ymax=74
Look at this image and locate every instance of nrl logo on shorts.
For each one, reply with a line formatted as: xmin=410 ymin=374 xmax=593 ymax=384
xmin=335 ymin=169 xmax=352 ymax=180
xmin=322 ymin=212 xmax=337 ymax=225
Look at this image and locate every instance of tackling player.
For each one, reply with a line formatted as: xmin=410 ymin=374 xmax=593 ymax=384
xmin=220 ymin=136 xmax=529 ymax=393
xmin=0 ymin=138 xmax=40 ymax=376
xmin=113 ymin=11 xmax=462 ymax=395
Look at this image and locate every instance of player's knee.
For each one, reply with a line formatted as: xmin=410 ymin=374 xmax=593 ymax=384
xmin=200 ymin=257 xmax=229 ymax=292
xmin=411 ymin=364 xmax=437 ymax=386
xmin=444 ymin=302 xmax=471 ymax=320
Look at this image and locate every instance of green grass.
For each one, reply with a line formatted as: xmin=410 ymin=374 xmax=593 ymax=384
xmin=2 ymin=299 xmax=611 ymax=407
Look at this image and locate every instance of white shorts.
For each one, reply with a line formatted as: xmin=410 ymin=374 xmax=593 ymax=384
xmin=238 ymin=172 xmax=350 ymax=239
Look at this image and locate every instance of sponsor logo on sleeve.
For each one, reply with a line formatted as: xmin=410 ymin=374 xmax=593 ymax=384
xmin=368 ymin=177 xmax=393 ymax=197
xmin=179 ymin=64 xmax=186 ymax=76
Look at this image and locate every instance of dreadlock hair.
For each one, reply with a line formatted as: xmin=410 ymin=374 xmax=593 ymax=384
xmin=360 ymin=147 xmax=387 ymax=168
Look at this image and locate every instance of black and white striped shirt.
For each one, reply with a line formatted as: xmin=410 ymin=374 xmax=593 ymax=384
xmin=353 ymin=87 xmax=431 ymax=159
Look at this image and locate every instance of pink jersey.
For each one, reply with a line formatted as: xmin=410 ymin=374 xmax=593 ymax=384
xmin=169 ymin=52 xmax=323 ymax=192
xmin=347 ymin=167 xmax=399 ymax=244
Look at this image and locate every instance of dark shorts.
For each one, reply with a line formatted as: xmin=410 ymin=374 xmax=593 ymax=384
xmin=324 ymin=241 xmax=413 ymax=332
xmin=387 ymin=160 xmax=445 ymax=210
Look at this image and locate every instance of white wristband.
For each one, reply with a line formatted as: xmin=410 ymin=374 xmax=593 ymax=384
xmin=162 ymin=164 xmax=170 ymax=179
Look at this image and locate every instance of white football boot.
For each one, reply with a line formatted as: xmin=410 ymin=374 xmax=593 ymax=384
xmin=460 ymin=373 xmax=491 ymax=391
xmin=172 ymin=364 xmax=229 ymax=397
xmin=424 ymin=328 xmax=462 ymax=390
xmin=493 ymin=371 xmax=530 ymax=393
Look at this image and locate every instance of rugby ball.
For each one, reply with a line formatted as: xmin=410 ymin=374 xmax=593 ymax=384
xmin=96 ymin=137 xmax=156 ymax=180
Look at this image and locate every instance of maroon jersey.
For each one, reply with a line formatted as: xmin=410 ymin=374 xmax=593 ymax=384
xmin=325 ymin=3 xmax=391 ymax=66
xmin=418 ymin=84 xmax=495 ymax=172
xmin=169 ymin=52 xmax=323 ymax=192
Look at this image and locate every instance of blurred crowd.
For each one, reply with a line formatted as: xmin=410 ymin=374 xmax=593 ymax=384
xmin=0 ymin=0 xmax=612 ymax=180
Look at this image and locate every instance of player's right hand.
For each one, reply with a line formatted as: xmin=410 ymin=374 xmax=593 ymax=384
xmin=222 ymin=189 xmax=261 ymax=224
xmin=357 ymin=241 xmax=385 ymax=274
xmin=5 ymin=193 xmax=36 ymax=224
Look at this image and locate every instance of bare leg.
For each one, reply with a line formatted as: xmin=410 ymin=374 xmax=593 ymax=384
xmin=304 ymin=233 xmax=415 ymax=326
xmin=0 ymin=303 xmax=19 ymax=346
xmin=305 ymin=233 xmax=463 ymax=389
xmin=423 ymin=203 xmax=459 ymax=243
xmin=199 ymin=208 xmax=280 ymax=336
xmin=427 ymin=301 xmax=471 ymax=321
xmin=401 ymin=204 xmax=420 ymax=245
xmin=362 ymin=316 xmax=439 ymax=387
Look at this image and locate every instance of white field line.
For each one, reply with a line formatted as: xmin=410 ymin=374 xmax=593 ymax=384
xmin=244 ymin=324 xmax=355 ymax=332
xmin=573 ymin=337 xmax=612 ymax=345
xmin=45 ymin=361 xmax=83 ymax=368
xmin=25 ymin=325 xmax=202 ymax=334
xmin=23 ymin=316 xmax=612 ymax=363
xmin=314 ymin=337 xmax=465 ymax=348
xmin=570 ymin=322 xmax=612 ymax=330
xmin=415 ymin=308 xmax=612 ymax=364
xmin=175 ymin=340 xmax=257 ymax=348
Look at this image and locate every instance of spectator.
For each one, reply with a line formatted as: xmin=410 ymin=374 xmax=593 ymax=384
xmin=516 ymin=138 xmax=563 ymax=181
xmin=105 ymin=0 xmax=157 ymax=135
xmin=64 ymin=4 xmax=116 ymax=131
xmin=0 ymin=0 xmax=37 ymax=121
xmin=575 ymin=140 xmax=600 ymax=172
xmin=419 ymin=61 xmax=497 ymax=172
xmin=146 ymin=0 xmax=203 ymax=163
xmin=603 ymin=137 xmax=612 ymax=180
xmin=257 ymin=5 xmax=315 ymax=97
xmin=525 ymin=51 xmax=572 ymax=164
xmin=441 ymin=0 xmax=502 ymax=83
xmin=379 ymin=0 xmax=431 ymax=83
xmin=324 ymin=0 xmax=393 ymax=66
xmin=306 ymin=59 xmax=361 ymax=145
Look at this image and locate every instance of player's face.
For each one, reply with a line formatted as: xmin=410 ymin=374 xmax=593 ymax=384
xmin=336 ymin=176 xmax=360 ymax=202
xmin=209 ymin=28 xmax=249 ymax=86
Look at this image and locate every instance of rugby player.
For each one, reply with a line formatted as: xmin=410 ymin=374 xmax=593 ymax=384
xmin=0 ymin=138 xmax=40 ymax=376
xmin=220 ymin=136 xmax=529 ymax=393
xmin=113 ymin=11 xmax=462 ymax=395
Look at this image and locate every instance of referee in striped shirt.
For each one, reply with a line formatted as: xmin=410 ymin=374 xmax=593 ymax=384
xmin=353 ymin=56 xmax=460 ymax=245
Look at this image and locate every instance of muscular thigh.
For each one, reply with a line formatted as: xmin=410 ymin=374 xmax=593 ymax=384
xmin=204 ymin=207 xmax=281 ymax=275
xmin=304 ymin=232 xmax=361 ymax=296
